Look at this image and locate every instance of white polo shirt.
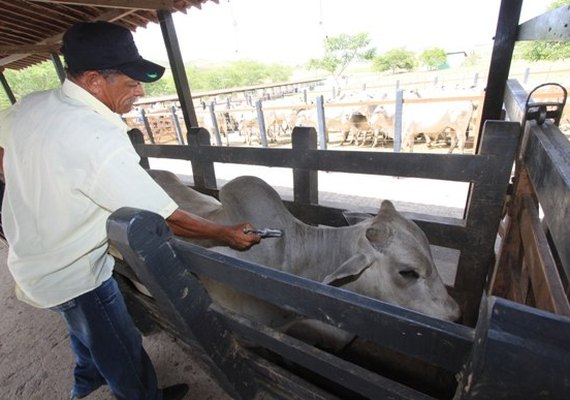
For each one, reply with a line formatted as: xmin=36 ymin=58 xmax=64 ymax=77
xmin=0 ymin=80 xmax=178 ymax=308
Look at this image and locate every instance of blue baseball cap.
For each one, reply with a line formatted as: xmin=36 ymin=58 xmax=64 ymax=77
xmin=61 ymin=21 xmax=165 ymax=83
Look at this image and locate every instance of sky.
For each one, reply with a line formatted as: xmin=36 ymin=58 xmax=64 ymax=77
xmin=133 ymin=0 xmax=554 ymax=66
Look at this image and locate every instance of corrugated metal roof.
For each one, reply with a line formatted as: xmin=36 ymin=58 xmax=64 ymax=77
xmin=0 ymin=0 xmax=216 ymax=71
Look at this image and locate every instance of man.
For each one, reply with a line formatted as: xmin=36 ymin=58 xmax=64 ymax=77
xmin=0 ymin=21 xmax=261 ymax=400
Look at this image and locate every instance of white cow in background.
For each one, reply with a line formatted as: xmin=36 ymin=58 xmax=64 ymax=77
xmin=142 ymin=169 xmax=461 ymax=350
xmin=197 ymin=110 xmax=239 ymax=146
xmin=369 ymin=101 xmax=474 ymax=153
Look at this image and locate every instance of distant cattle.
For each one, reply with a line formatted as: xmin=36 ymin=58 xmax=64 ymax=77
xmin=369 ymin=101 xmax=474 ymax=153
xmin=144 ymin=170 xmax=460 ymax=349
xmin=197 ymin=110 xmax=239 ymax=146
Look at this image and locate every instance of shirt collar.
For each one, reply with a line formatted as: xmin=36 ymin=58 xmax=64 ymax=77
xmin=61 ymin=79 xmax=129 ymax=132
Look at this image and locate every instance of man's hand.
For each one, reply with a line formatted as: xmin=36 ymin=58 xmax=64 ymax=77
xmin=166 ymin=209 xmax=261 ymax=250
xmin=225 ymin=223 xmax=262 ymax=250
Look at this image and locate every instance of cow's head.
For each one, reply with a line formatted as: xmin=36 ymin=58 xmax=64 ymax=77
xmin=323 ymin=200 xmax=461 ymax=322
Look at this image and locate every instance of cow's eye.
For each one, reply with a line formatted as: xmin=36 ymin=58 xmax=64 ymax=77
xmin=399 ymin=269 xmax=420 ymax=279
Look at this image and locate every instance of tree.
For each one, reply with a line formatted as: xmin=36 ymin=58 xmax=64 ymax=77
xmin=307 ymin=33 xmax=376 ymax=85
xmin=372 ymin=48 xmax=417 ymax=74
xmin=1 ymin=61 xmax=60 ymax=109
xmin=419 ymin=48 xmax=447 ymax=70
xmin=186 ymin=61 xmax=292 ymax=91
xmin=515 ymin=0 xmax=570 ymax=61
xmin=0 ymin=59 xmax=293 ymax=109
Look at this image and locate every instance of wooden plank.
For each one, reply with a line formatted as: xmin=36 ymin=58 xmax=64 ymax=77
xmin=172 ymin=239 xmax=474 ymax=373
xmin=28 ymin=0 xmax=174 ymax=10
xmin=455 ymin=120 xmax=520 ymax=326
xmin=186 ymin=127 xmax=217 ymax=190
xmin=503 ymin=79 xmax=528 ymax=127
xmin=107 ymin=208 xmax=259 ymax=400
xmin=134 ymin=143 xmax=497 ymax=183
xmin=241 ymin=351 xmax=341 ymax=400
xmin=291 ymin=127 xmax=318 ymax=205
xmin=455 ymin=296 xmax=570 ymax=400
xmin=524 ymin=123 xmax=570 ymax=279
xmin=517 ymin=4 xmax=570 ymax=41
xmin=214 ymin=305 xmax=437 ymax=400
xmin=476 ymin=0 xmax=522 ymax=143
xmin=158 ymin=10 xmax=198 ymax=129
xmin=520 ymin=195 xmax=570 ymax=315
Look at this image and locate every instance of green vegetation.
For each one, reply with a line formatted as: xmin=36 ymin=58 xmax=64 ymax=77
xmin=372 ymin=48 xmax=417 ymax=74
xmin=307 ymin=33 xmax=376 ymax=85
xmin=419 ymin=48 xmax=448 ymax=70
xmin=0 ymin=62 xmax=61 ymax=109
xmin=0 ymin=59 xmax=293 ymax=108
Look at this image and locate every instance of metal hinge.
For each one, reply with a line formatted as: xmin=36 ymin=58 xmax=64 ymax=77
xmin=524 ymin=82 xmax=567 ymax=126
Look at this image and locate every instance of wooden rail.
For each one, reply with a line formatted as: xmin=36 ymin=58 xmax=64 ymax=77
xmin=492 ymin=79 xmax=570 ymax=316
xmin=130 ymin=117 xmax=519 ymax=327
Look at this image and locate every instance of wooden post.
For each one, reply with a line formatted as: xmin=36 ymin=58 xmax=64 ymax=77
xmin=0 ymin=72 xmax=16 ymax=105
xmin=170 ymin=106 xmax=185 ymax=145
xmin=393 ymin=89 xmax=404 ymax=152
xmin=523 ymin=67 xmax=530 ymax=84
xmin=291 ymin=127 xmax=318 ymax=206
xmin=140 ymin=109 xmax=155 ymax=144
xmin=50 ymin=53 xmax=65 ymax=84
xmin=455 ymin=120 xmax=520 ymax=326
xmin=208 ymin=102 xmax=222 ymax=146
xmin=316 ymin=95 xmax=327 ymax=150
xmin=255 ymin=99 xmax=268 ymax=148
xmin=186 ymin=127 xmax=217 ymax=190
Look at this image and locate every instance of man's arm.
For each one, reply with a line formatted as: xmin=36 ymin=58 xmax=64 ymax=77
xmin=166 ymin=208 xmax=260 ymax=250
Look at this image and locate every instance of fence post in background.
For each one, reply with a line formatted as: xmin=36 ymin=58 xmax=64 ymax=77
xmin=362 ymin=83 xmax=367 ymax=91
xmin=140 ymin=109 xmax=155 ymax=144
xmin=303 ymin=89 xmax=308 ymax=104
xmin=208 ymin=102 xmax=222 ymax=146
xmin=170 ymin=106 xmax=185 ymax=145
xmin=186 ymin=127 xmax=217 ymax=190
xmin=255 ymin=99 xmax=268 ymax=148
xmin=316 ymin=95 xmax=327 ymax=150
xmin=396 ymin=80 xmax=400 ymax=90
xmin=226 ymin=97 xmax=231 ymax=109
xmin=524 ymin=67 xmax=530 ymax=84
xmin=292 ymin=127 xmax=318 ymax=206
xmin=332 ymin=86 xmax=336 ymax=99
xmin=473 ymin=72 xmax=479 ymax=88
xmin=393 ymin=89 xmax=404 ymax=153
xmin=434 ymin=76 xmax=439 ymax=87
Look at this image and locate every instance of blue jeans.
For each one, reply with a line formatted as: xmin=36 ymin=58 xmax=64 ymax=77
xmin=51 ymin=277 xmax=161 ymax=400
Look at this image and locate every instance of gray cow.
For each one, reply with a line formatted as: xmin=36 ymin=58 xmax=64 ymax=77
xmin=146 ymin=169 xmax=460 ymax=331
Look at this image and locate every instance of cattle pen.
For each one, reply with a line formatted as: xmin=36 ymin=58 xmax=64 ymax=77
xmin=1 ymin=1 xmax=570 ymax=400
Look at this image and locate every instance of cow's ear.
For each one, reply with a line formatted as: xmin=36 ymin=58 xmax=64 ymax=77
xmin=366 ymin=225 xmax=393 ymax=251
xmin=322 ymin=253 xmax=373 ymax=287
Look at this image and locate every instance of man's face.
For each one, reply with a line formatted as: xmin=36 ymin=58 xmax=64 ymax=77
xmin=97 ymin=72 xmax=145 ymax=114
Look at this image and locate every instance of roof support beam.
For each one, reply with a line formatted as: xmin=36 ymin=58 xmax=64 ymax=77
xmin=0 ymin=8 xmax=136 ymax=67
xmin=0 ymin=72 xmax=17 ymax=105
xmin=0 ymin=45 xmax=61 ymax=55
xmin=158 ymin=10 xmax=198 ymax=130
xmin=28 ymin=0 xmax=173 ymax=10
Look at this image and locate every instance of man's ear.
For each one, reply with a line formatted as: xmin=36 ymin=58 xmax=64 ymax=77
xmin=76 ymin=71 xmax=103 ymax=95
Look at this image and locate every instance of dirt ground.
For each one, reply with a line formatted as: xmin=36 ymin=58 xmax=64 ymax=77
xmin=0 ymin=240 xmax=231 ymax=400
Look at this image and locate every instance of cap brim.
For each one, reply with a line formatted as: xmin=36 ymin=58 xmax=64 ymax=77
xmin=119 ymin=58 xmax=165 ymax=83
